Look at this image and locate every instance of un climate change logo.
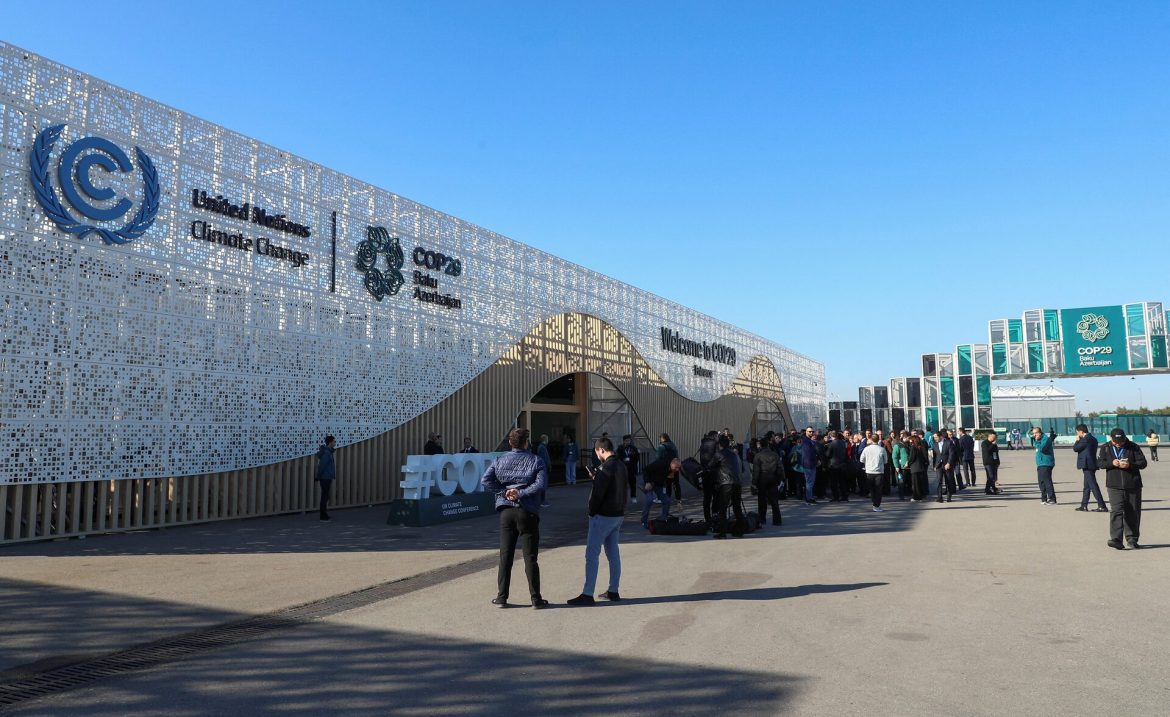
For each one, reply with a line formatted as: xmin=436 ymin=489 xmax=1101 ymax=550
xmin=355 ymin=225 xmax=405 ymax=301
xmin=1076 ymin=313 xmax=1110 ymax=342
xmin=30 ymin=124 xmax=159 ymax=245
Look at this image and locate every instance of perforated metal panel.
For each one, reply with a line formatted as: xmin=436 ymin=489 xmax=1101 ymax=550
xmin=0 ymin=43 xmax=824 ymax=483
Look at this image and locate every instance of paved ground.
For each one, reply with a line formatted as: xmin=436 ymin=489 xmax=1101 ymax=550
xmin=0 ymin=450 xmax=1166 ymax=716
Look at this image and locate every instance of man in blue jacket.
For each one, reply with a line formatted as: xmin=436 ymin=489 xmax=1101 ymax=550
xmin=1031 ymin=426 xmax=1057 ymax=504
xmin=799 ymin=427 xmax=820 ymax=504
xmin=481 ymin=428 xmax=550 ymax=608
xmin=1073 ymin=424 xmax=1107 ymax=512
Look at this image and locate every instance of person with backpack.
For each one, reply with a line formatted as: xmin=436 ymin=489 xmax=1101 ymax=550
xmin=751 ymin=438 xmax=783 ymax=527
xmin=656 ymin=433 xmax=681 ymax=499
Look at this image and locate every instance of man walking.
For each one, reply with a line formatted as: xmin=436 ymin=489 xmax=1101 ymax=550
xmin=1032 ymin=426 xmax=1057 ymax=504
xmin=315 ymin=435 xmax=336 ymax=521
xmin=699 ymin=430 xmax=721 ymax=521
xmin=1097 ymin=428 xmax=1147 ymax=550
xmin=957 ymin=428 xmax=976 ymax=490
xmin=751 ymin=438 xmax=783 ymax=526
xmin=481 ymin=428 xmax=550 ymax=609
xmin=1073 ymin=424 xmax=1107 ymax=512
xmin=569 ymin=438 xmax=628 ymax=605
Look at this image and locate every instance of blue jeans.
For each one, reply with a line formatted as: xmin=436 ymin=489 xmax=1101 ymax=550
xmin=564 ymin=459 xmax=577 ymax=484
xmin=582 ymin=514 xmax=623 ymax=596
xmin=803 ymin=467 xmax=816 ymax=500
xmin=641 ymin=485 xmax=671 ymax=525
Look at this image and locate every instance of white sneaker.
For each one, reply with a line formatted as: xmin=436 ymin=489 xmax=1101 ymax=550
xmin=873 ymin=507 xmax=883 ymax=512
xmin=652 ymin=497 xmax=662 ymax=504
xmin=630 ymin=497 xmax=637 ymax=504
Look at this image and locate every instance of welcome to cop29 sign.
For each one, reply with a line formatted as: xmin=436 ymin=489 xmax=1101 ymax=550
xmin=1060 ymin=305 xmax=1130 ymax=374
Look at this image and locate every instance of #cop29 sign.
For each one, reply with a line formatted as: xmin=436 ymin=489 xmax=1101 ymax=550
xmin=1060 ymin=305 xmax=1129 ymax=374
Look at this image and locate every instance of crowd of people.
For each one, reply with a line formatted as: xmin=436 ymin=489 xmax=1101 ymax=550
xmin=316 ymin=420 xmax=1151 ymax=609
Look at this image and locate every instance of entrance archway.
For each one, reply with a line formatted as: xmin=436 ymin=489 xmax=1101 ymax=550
xmin=514 ymin=372 xmax=652 ymax=484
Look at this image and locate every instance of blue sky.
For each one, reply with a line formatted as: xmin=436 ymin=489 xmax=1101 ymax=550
xmin=4 ymin=1 xmax=1170 ymax=409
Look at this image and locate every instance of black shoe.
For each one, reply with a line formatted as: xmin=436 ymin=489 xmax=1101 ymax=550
xmin=567 ymin=594 xmax=595 ymax=606
xmin=531 ymin=597 xmax=550 ymax=609
xmin=805 ymin=499 xmax=817 ymax=505
xmin=1075 ymin=506 xmax=1088 ymax=511
xmin=491 ymin=597 xmax=508 ymax=607
xmin=713 ymin=533 xmax=727 ymax=539
xmin=946 ymin=498 xmax=952 ymax=503
xmin=772 ymin=521 xmax=781 ymax=526
xmin=1094 ymin=507 xmax=1109 ymax=512
xmin=936 ymin=499 xmax=944 ymax=503
xmin=1128 ymin=542 xmax=1142 ymax=550
xmin=319 ymin=515 xmax=332 ymax=521
xmin=598 ymin=591 xmax=621 ymax=601
xmin=1107 ymin=539 xmax=1125 ymax=550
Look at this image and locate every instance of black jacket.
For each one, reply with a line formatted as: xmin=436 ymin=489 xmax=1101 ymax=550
xmin=618 ymin=444 xmax=640 ymax=477
xmin=933 ymin=438 xmax=959 ymax=469
xmin=716 ymin=447 xmax=741 ymax=485
xmin=752 ymin=446 xmax=782 ymax=484
xmin=906 ymin=444 xmax=929 ymax=473
xmin=826 ymin=438 xmax=849 ymax=469
xmin=589 ymin=456 xmax=629 ymax=517
xmin=1096 ymin=440 xmax=1146 ymax=491
xmin=643 ymin=458 xmax=673 ymax=490
xmin=980 ymin=439 xmax=999 ymax=467
xmin=958 ymin=434 xmax=976 ymax=461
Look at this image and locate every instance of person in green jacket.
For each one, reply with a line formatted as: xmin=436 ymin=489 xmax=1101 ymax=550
xmin=1031 ymin=426 xmax=1057 ymax=504
xmin=892 ymin=431 xmax=911 ymax=500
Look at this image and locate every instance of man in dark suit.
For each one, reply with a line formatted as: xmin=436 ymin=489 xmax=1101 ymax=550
xmin=1097 ymin=428 xmax=1147 ymax=550
xmin=933 ymin=429 xmax=958 ymax=502
xmin=1073 ymin=424 xmax=1107 ymax=512
xmin=957 ymin=428 xmax=976 ymax=489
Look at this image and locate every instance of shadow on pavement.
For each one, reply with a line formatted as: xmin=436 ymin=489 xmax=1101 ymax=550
xmin=0 ymin=581 xmax=804 ymax=717
xmin=582 ymin=582 xmax=888 ymax=606
xmin=0 ymin=577 xmax=246 ymax=677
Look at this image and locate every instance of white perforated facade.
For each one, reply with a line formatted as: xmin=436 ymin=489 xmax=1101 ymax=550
xmin=0 ymin=42 xmax=824 ymax=484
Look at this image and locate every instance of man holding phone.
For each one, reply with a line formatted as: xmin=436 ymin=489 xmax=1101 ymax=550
xmin=1097 ymin=428 xmax=1147 ymax=550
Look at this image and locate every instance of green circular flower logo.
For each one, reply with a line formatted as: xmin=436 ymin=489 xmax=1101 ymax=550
xmin=1076 ymin=313 xmax=1109 ymax=342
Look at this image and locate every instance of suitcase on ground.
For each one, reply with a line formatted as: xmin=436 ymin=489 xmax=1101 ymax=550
xmin=650 ymin=516 xmax=709 ymax=535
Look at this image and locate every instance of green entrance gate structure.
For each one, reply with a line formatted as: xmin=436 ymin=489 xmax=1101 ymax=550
xmin=831 ymin=302 xmax=1169 ymax=433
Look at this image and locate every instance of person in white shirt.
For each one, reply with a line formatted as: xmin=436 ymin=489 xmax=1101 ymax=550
xmin=860 ymin=436 xmax=889 ymax=512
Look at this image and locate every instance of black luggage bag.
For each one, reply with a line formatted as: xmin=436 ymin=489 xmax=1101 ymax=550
xmin=650 ymin=516 xmax=709 ymax=536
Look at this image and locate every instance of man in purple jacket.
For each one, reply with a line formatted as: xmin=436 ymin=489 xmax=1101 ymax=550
xmin=481 ymin=428 xmax=549 ymax=609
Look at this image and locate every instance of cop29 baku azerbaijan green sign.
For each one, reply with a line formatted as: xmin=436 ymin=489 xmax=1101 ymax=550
xmin=1060 ymin=305 xmax=1129 ymax=374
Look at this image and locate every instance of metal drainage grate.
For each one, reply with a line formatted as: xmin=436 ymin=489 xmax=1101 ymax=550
xmin=0 ymin=521 xmax=586 ymax=711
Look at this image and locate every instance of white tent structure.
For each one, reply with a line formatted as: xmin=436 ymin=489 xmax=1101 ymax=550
xmin=991 ymin=385 xmax=1076 ymax=420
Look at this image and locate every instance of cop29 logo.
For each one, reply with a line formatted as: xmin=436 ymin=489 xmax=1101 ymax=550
xmin=30 ymin=124 xmax=159 ymax=245
xmin=355 ymin=225 xmax=405 ymax=301
xmin=1076 ymin=313 xmax=1109 ymax=342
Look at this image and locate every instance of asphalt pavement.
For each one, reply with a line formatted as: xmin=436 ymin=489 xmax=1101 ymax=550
xmin=0 ymin=450 xmax=1166 ymax=716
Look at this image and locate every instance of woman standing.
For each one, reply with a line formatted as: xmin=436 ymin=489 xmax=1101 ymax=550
xmin=906 ymin=434 xmax=930 ymax=502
